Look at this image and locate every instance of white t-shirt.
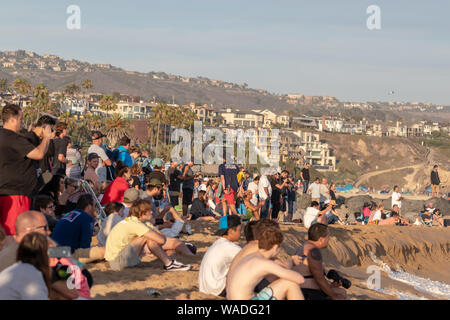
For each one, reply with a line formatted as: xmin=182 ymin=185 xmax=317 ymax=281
xmin=248 ymin=181 xmax=259 ymax=206
xmin=97 ymin=214 xmax=124 ymax=247
xmin=303 ymin=207 xmax=320 ymax=228
xmin=0 ymin=262 xmax=48 ymax=300
xmin=308 ymin=183 xmax=321 ymax=199
xmin=372 ymin=210 xmax=382 ymax=221
xmin=88 ymin=144 xmax=110 ymax=182
xmin=319 ymin=184 xmax=330 ymax=203
xmin=391 ymin=192 xmax=402 ymax=209
xmin=198 ymin=237 xmax=241 ymax=296
xmin=258 ymin=176 xmax=272 ymax=201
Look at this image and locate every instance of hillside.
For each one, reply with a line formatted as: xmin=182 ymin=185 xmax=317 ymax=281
xmin=319 ymin=133 xmax=450 ymax=190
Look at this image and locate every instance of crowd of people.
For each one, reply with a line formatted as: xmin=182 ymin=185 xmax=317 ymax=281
xmin=0 ymin=103 xmax=447 ymax=300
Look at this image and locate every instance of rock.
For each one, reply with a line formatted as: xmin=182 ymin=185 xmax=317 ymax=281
xmin=344 ymin=195 xmax=376 ymax=214
xmin=336 ymin=196 xmax=346 ymax=207
xmin=428 ymin=197 xmax=450 ymax=216
xmin=296 ymin=193 xmax=311 ymax=210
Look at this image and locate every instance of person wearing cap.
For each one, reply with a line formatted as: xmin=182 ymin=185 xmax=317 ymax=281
xmin=144 ymin=177 xmax=193 ymax=238
xmin=324 ymin=200 xmax=343 ymax=225
xmin=84 ymin=153 xmax=102 ymax=195
xmin=198 ymin=215 xmax=242 ymax=296
xmin=88 ymin=131 xmax=112 ymax=183
xmin=146 ymin=158 xmax=167 ymax=186
xmin=121 ymin=187 xmax=142 ymax=217
xmin=166 ymin=159 xmax=183 ymax=208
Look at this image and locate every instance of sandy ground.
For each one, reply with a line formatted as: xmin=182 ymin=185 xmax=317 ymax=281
xmin=88 ymin=221 xmax=450 ymax=300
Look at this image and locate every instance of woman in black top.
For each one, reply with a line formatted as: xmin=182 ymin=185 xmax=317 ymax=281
xmin=329 ymin=183 xmax=337 ymax=201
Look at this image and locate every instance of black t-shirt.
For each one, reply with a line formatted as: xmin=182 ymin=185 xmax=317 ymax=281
xmin=131 ymin=176 xmax=140 ymax=189
xmin=52 ymin=137 xmax=67 ymax=174
xmin=330 ymin=189 xmax=336 ymax=201
xmin=167 ymin=167 xmax=182 ymax=192
xmin=0 ymin=128 xmax=37 ymax=197
xmin=190 ymin=198 xmax=213 ymax=220
xmin=301 ymin=168 xmax=310 ymax=181
xmin=270 ymin=177 xmax=281 ymax=203
xmin=218 ymin=163 xmax=239 ymax=192
xmin=24 ymin=131 xmax=54 ymax=174
xmin=181 ymin=165 xmax=194 ymax=190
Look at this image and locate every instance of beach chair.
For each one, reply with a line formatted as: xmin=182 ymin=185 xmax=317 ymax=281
xmin=418 ymin=212 xmax=433 ymax=227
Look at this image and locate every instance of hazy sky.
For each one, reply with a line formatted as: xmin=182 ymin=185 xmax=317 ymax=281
xmin=1 ymin=0 xmax=449 ymax=105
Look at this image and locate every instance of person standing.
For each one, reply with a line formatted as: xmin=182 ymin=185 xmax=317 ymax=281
xmin=307 ymin=178 xmax=321 ymax=204
xmin=181 ymin=159 xmax=195 ymax=217
xmin=64 ymin=138 xmax=83 ymax=179
xmin=166 ymin=159 xmax=183 ymax=208
xmin=300 ymin=163 xmax=310 ymax=194
xmin=218 ymin=156 xmax=240 ymax=216
xmin=117 ymin=136 xmax=133 ymax=167
xmin=0 ymin=104 xmax=52 ymax=235
xmin=51 ymin=122 xmax=70 ymax=176
xmin=88 ymin=131 xmax=112 ymax=183
xmin=430 ymin=165 xmax=440 ymax=197
xmin=258 ymin=168 xmax=274 ymax=219
xmin=391 ymin=185 xmax=403 ymax=213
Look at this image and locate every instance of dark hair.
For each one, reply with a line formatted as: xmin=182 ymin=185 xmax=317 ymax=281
xmin=198 ymin=190 xmax=207 ymax=202
xmin=223 ymin=215 xmax=242 ymax=236
xmin=40 ymin=174 xmax=65 ymax=197
xmin=433 ymin=165 xmax=438 ymax=169
xmin=116 ymin=161 xmax=130 ymax=178
xmin=311 ymin=201 xmax=319 ymax=207
xmin=393 ymin=185 xmax=398 ymax=190
xmin=258 ymin=227 xmax=283 ymax=250
xmin=244 ymin=221 xmax=259 ymax=242
xmin=35 ymin=115 xmax=56 ymax=127
xmin=308 ymin=223 xmax=329 ymax=241
xmin=253 ymin=176 xmax=260 ymax=182
xmin=76 ymin=193 xmax=94 ymax=211
xmin=130 ymin=163 xmax=142 ymax=176
xmin=17 ymin=232 xmax=51 ymax=292
xmin=281 ymin=170 xmax=289 ymax=175
xmin=1 ymin=103 xmax=21 ymax=123
xmin=119 ymin=136 xmax=131 ymax=146
xmin=315 ymin=177 xmax=320 ymax=181
xmin=104 ymin=202 xmax=124 ymax=216
xmin=32 ymin=195 xmax=54 ymax=211
xmin=63 ymin=136 xmax=72 ymax=145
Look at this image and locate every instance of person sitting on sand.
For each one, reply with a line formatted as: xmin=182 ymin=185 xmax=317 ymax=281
xmin=104 ymin=199 xmax=192 ymax=271
xmin=97 ymin=202 xmax=125 ymax=247
xmin=303 ymin=201 xmax=331 ymax=229
xmin=293 ymin=223 xmax=347 ymax=300
xmin=189 ymin=190 xmax=218 ymax=222
xmin=432 ymin=209 xmax=444 ymax=227
xmin=368 ymin=203 xmax=384 ymax=224
xmin=378 ymin=211 xmax=409 ymax=226
xmin=243 ymin=190 xmax=263 ymax=221
xmin=227 ymin=226 xmax=305 ymax=300
xmin=198 ymin=215 xmax=242 ymax=296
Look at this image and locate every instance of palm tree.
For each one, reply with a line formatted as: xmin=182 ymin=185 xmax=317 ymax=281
xmin=104 ymin=114 xmax=131 ymax=148
xmin=13 ymin=78 xmax=32 ymax=100
xmin=99 ymin=95 xmax=118 ymax=114
xmin=64 ymin=83 xmax=81 ymax=97
xmin=81 ymin=79 xmax=93 ymax=93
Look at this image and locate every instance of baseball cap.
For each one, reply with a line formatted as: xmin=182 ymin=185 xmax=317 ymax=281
xmin=147 ymin=178 xmax=163 ymax=187
xmin=199 ymin=184 xmax=207 ymax=192
xmin=152 ymin=158 xmax=164 ymax=168
xmin=202 ymin=177 xmax=209 ymax=182
xmin=216 ymin=215 xmax=242 ymax=236
xmin=87 ymin=153 xmax=100 ymax=161
xmin=91 ymin=131 xmax=106 ymax=140
xmin=123 ymin=188 xmax=140 ymax=203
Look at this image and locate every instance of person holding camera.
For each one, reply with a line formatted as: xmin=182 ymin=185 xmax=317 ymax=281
xmin=293 ymin=223 xmax=348 ymax=300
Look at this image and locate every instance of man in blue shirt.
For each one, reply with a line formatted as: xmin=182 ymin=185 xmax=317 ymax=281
xmin=51 ymin=193 xmax=105 ymax=263
xmin=117 ymin=136 xmax=133 ymax=167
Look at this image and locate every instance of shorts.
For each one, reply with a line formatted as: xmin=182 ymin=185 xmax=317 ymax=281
xmin=251 ymin=287 xmax=276 ymax=300
xmin=108 ymin=244 xmax=141 ymax=271
xmin=301 ymin=288 xmax=331 ymax=300
xmin=254 ymin=278 xmax=271 ymax=293
xmin=182 ymin=188 xmax=193 ymax=205
xmin=223 ymin=189 xmax=236 ymax=206
xmin=0 ymin=195 xmax=31 ymax=235
xmin=431 ymin=184 xmax=440 ymax=193
xmin=72 ymin=246 xmax=105 ymax=264
xmin=160 ymin=219 xmax=184 ymax=238
xmin=169 ymin=191 xmax=180 ymax=207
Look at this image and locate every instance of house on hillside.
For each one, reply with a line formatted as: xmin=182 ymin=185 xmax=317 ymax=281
xmin=219 ymin=108 xmax=264 ymax=128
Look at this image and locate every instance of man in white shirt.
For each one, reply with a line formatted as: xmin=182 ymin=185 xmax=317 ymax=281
xmin=248 ymin=176 xmax=260 ymax=206
xmin=391 ymin=185 xmax=403 ymax=212
xmin=307 ymin=178 xmax=321 ymax=203
xmin=198 ymin=215 xmax=242 ymax=296
xmin=319 ymin=178 xmax=330 ymax=205
xmin=303 ymin=201 xmax=331 ymax=229
xmin=87 ymin=131 xmax=112 ymax=183
xmin=259 ymin=168 xmax=275 ymax=219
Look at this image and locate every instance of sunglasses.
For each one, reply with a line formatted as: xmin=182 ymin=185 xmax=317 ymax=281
xmin=26 ymin=224 xmax=49 ymax=232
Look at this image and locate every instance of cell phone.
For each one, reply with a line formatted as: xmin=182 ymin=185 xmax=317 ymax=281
xmin=48 ymin=246 xmax=72 ymax=258
xmin=155 ymin=218 xmax=164 ymax=225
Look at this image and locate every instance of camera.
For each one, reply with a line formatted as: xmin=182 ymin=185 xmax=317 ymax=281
xmin=326 ymin=269 xmax=351 ymax=289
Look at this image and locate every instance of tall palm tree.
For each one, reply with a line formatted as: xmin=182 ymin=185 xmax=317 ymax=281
xmin=13 ymin=78 xmax=32 ymax=99
xmin=104 ymin=113 xmax=131 ymax=148
xmin=99 ymin=95 xmax=118 ymax=114
xmin=81 ymin=79 xmax=93 ymax=93
xmin=64 ymin=83 xmax=81 ymax=97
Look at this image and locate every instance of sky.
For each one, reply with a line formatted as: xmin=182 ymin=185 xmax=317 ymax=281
xmin=1 ymin=0 xmax=449 ymax=105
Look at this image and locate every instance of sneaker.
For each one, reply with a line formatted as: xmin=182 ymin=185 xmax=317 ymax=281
xmin=185 ymin=242 xmax=197 ymax=255
xmin=164 ymin=259 xmax=191 ymax=271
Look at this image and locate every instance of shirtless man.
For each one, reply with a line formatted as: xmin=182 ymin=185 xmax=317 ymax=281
xmin=293 ymin=223 xmax=347 ymax=300
xmin=227 ymin=226 xmax=305 ymax=300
